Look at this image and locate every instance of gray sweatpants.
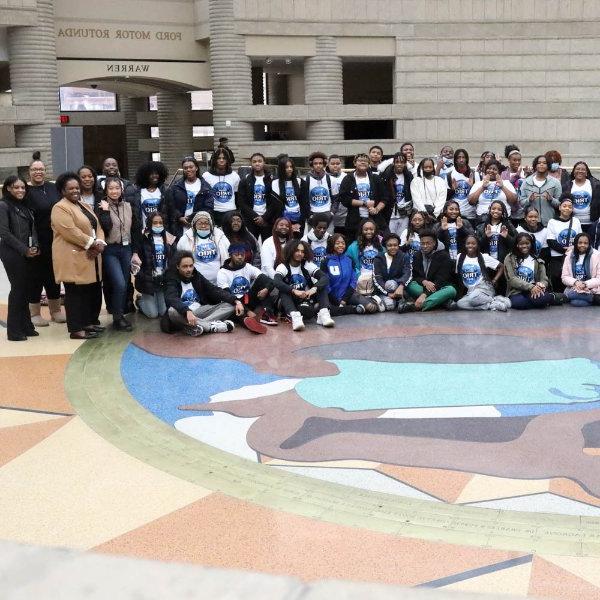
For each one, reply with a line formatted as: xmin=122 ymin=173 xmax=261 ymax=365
xmin=168 ymin=302 xmax=235 ymax=331
xmin=456 ymin=282 xmax=495 ymax=311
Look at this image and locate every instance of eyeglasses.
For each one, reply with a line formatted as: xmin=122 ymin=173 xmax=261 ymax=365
xmin=30 ymin=168 xmax=45 ymax=172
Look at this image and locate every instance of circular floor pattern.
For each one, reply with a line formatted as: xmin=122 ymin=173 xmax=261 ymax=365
xmin=66 ymin=310 xmax=600 ymax=557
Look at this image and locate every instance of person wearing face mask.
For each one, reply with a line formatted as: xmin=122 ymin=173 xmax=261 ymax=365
xmin=96 ymin=177 xmax=142 ymax=331
xmin=380 ymin=152 xmax=414 ymax=237
xmin=410 ymin=158 xmax=447 ymax=218
xmin=176 ymin=211 xmax=229 ymax=284
xmin=519 ymin=155 xmax=562 ymax=226
xmin=561 ymin=232 xmax=600 ymax=307
xmin=339 ymin=153 xmax=387 ymax=236
xmin=261 ymin=217 xmax=292 ymax=279
xmin=435 ymin=145 xmax=454 ymax=179
xmin=563 ymin=161 xmax=600 ymax=234
xmin=545 ymin=150 xmax=570 ymax=188
xmin=405 ymin=230 xmax=457 ymax=312
xmin=51 ymin=172 xmax=106 ymax=339
xmin=167 ymin=156 xmax=212 ymax=239
xmin=468 ymin=160 xmax=516 ymax=222
xmin=25 ymin=153 xmax=66 ymax=326
xmin=0 ymin=176 xmax=40 ymax=341
xmin=135 ymin=211 xmax=176 ymax=319
xmin=162 ymin=250 xmax=242 ymax=336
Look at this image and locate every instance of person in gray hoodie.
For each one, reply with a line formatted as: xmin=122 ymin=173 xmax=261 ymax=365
xmin=519 ymin=155 xmax=562 ymax=226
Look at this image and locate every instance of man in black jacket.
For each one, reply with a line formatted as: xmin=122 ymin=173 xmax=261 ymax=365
xmin=163 ymin=250 xmax=244 ymax=336
xmin=404 ymin=230 xmax=457 ymax=312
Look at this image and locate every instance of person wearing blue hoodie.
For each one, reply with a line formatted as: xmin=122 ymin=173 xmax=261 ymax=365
xmin=321 ymin=233 xmax=378 ymax=315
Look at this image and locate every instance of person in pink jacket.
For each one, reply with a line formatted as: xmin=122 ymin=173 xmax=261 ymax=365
xmin=561 ymin=232 xmax=600 ymax=306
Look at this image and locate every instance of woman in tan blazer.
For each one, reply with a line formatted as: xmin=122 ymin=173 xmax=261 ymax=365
xmin=51 ymin=172 xmax=106 ymax=339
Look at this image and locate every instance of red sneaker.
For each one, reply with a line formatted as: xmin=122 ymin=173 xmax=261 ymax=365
xmin=243 ymin=316 xmax=267 ymax=334
xmin=259 ymin=309 xmax=278 ymax=326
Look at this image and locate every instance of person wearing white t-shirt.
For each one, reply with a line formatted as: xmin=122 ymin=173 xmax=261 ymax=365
xmin=516 ymin=207 xmax=548 ymax=258
xmin=468 ymin=160 xmax=516 ymax=222
xmin=561 ymin=233 xmax=600 ymax=306
xmin=168 ymin=156 xmax=208 ymax=238
xmin=564 ymin=161 xmax=600 ymax=231
xmin=380 ymin=153 xmax=414 ymax=236
xmin=546 ymin=195 xmax=582 ymax=292
xmin=410 ymin=158 xmax=447 ymax=218
xmin=454 ymin=235 xmax=510 ymax=311
xmin=327 ymin=155 xmax=348 ymax=234
xmin=272 ymin=156 xmax=306 ymax=236
xmin=448 ymin=149 xmax=476 ymax=222
xmin=202 ymin=148 xmax=240 ymax=228
xmin=300 ymin=151 xmax=333 ymax=217
xmin=435 ymin=145 xmax=454 ymax=179
xmin=475 ymin=200 xmax=516 ymax=263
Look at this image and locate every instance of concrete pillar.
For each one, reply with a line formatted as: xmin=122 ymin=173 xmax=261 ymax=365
xmin=208 ymin=0 xmax=253 ymax=161
xmin=304 ymin=36 xmax=344 ymax=142
xmin=156 ymin=91 xmax=193 ymax=175
xmin=7 ymin=0 xmax=60 ymax=176
xmin=120 ymin=96 xmax=148 ymax=180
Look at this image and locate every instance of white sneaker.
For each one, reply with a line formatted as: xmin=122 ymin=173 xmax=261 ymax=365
xmin=316 ymin=307 xmax=335 ymax=327
xmin=498 ymin=296 xmax=512 ymax=309
xmin=372 ymin=295 xmax=386 ymax=313
xmin=290 ymin=311 xmax=305 ymax=331
xmin=489 ymin=299 xmax=507 ymax=312
xmin=184 ymin=324 xmax=204 ymax=337
xmin=209 ymin=320 xmax=235 ymax=333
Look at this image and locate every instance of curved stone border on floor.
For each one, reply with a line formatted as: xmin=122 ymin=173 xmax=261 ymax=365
xmin=65 ymin=322 xmax=600 ymax=558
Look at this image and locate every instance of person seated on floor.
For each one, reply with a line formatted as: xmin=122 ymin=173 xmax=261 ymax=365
xmin=135 ymin=211 xmax=176 ymax=319
xmin=261 ymin=217 xmax=292 ymax=279
xmin=453 ymin=234 xmax=511 ymax=311
xmin=273 ymin=239 xmax=335 ymax=331
xmin=162 ymin=250 xmax=244 ymax=336
xmin=302 ymin=212 xmax=331 ymax=264
xmin=221 ymin=210 xmax=261 ymax=267
xmin=561 ymin=232 xmax=600 ymax=307
xmin=404 ymin=230 xmax=457 ymax=312
xmin=504 ymin=232 xmax=553 ymax=310
xmin=321 ymin=233 xmax=378 ymax=316
xmin=216 ymin=243 xmax=277 ymax=331
xmin=373 ymin=233 xmax=412 ymax=312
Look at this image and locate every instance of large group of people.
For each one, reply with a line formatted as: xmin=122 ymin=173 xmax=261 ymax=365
xmin=1 ymin=143 xmax=599 ymax=341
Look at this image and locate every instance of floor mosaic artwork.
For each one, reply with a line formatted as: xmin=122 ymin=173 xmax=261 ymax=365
xmin=2 ymin=278 xmax=600 ymax=597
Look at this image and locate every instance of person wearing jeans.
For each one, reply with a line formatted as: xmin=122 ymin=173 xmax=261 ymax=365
xmin=561 ymin=232 xmax=600 ymax=306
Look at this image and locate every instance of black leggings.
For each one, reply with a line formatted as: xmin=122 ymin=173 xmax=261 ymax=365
xmin=27 ymin=248 xmax=61 ymax=302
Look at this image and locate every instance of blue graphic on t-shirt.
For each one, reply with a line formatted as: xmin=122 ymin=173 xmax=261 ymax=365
xmin=154 ymin=242 xmax=165 ymax=270
xmin=360 ymin=248 xmax=378 ymax=271
xmin=448 ymin=226 xmax=458 ymax=258
xmin=489 ymin=234 xmax=499 ymax=258
xmin=185 ymin=191 xmax=195 ymax=213
xmin=516 ymin=265 xmax=534 ymax=283
xmin=357 ymin=182 xmax=370 ymax=203
xmin=312 ymin=245 xmax=326 ymax=262
xmin=253 ymin=184 xmax=266 ymax=208
xmin=557 ymin=228 xmax=576 ymax=248
xmin=454 ymin=180 xmax=470 ymax=200
xmin=482 ymin=184 xmax=501 ymax=201
xmin=572 ymin=191 xmax=591 ymax=210
xmin=290 ymin=273 xmax=307 ymax=290
xmin=230 ymin=275 xmax=250 ymax=297
xmin=181 ymin=288 xmax=199 ymax=307
xmin=285 ymin=183 xmax=299 ymax=211
xmin=213 ymin=181 xmax=233 ymax=204
xmin=574 ymin=262 xmax=587 ymax=281
xmin=310 ymin=185 xmax=329 ymax=209
xmin=142 ymin=196 xmax=161 ymax=216
xmin=395 ymin=182 xmax=405 ymax=206
xmin=195 ymin=240 xmax=218 ymax=263
xmin=461 ymin=263 xmax=482 ymax=287
xmin=533 ymin=238 xmax=542 ymax=254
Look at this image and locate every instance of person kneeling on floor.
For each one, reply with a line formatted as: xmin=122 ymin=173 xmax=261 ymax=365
xmin=405 ymin=230 xmax=457 ymax=312
xmin=216 ymin=243 xmax=277 ymax=334
xmin=273 ymin=239 xmax=335 ymax=331
xmin=163 ymin=250 xmax=244 ymax=336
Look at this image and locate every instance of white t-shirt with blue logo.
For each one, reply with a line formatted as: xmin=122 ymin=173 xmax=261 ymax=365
xmin=193 ymin=235 xmax=220 ymax=282
xmin=184 ymin=179 xmax=201 ymax=217
xmin=574 ymin=254 xmax=587 ymax=281
xmin=516 ymin=225 xmax=548 ymax=255
xmin=180 ymin=281 xmax=201 ymax=311
xmin=450 ymin=171 xmax=475 ymax=219
xmin=458 ymin=254 xmax=499 ymax=288
xmin=275 ymin=261 xmax=319 ymax=291
xmin=447 ymin=224 xmax=459 ymax=260
xmin=307 ymin=174 xmax=331 ymax=213
xmin=359 ymin=244 xmax=379 ymax=277
xmin=355 ymin=174 xmax=371 ymax=218
xmin=217 ymin=263 xmax=262 ymax=298
xmin=273 ymin=178 xmax=301 ymax=218
xmin=140 ymin=188 xmax=162 ymax=221
xmin=471 ymin=180 xmax=514 ymax=218
xmin=202 ymin=171 xmax=240 ymax=213
xmin=153 ymin=234 xmax=166 ymax=275
xmin=515 ymin=255 xmax=536 ymax=283
xmin=252 ymin=175 xmax=267 ymax=216
xmin=488 ymin=223 xmax=502 ymax=259
xmin=547 ymin=217 xmax=582 ymax=257
xmin=570 ymin=180 xmax=593 ymax=225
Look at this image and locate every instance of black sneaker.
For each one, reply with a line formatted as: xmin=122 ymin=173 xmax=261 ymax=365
xmin=397 ymin=301 xmax=416 ymax=314
xmin=113 ymin=316 xmax=133 ymax=331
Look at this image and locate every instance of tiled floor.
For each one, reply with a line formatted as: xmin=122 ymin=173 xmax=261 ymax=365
xmin=2 ymin=273 xmax=600 ymax=597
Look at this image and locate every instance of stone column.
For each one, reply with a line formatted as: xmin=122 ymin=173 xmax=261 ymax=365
xmin=120 ymin=96 xmax=148 ymax=179
xmin=156 ymin=91 xmax=194 ymax=175
xmin=7 ymin=0 xmax=60 ymax=176
xmin=208 ymin=0 xmax=253 ymax=161
xmin=304 ymin=36 xmax=344 ymax=142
